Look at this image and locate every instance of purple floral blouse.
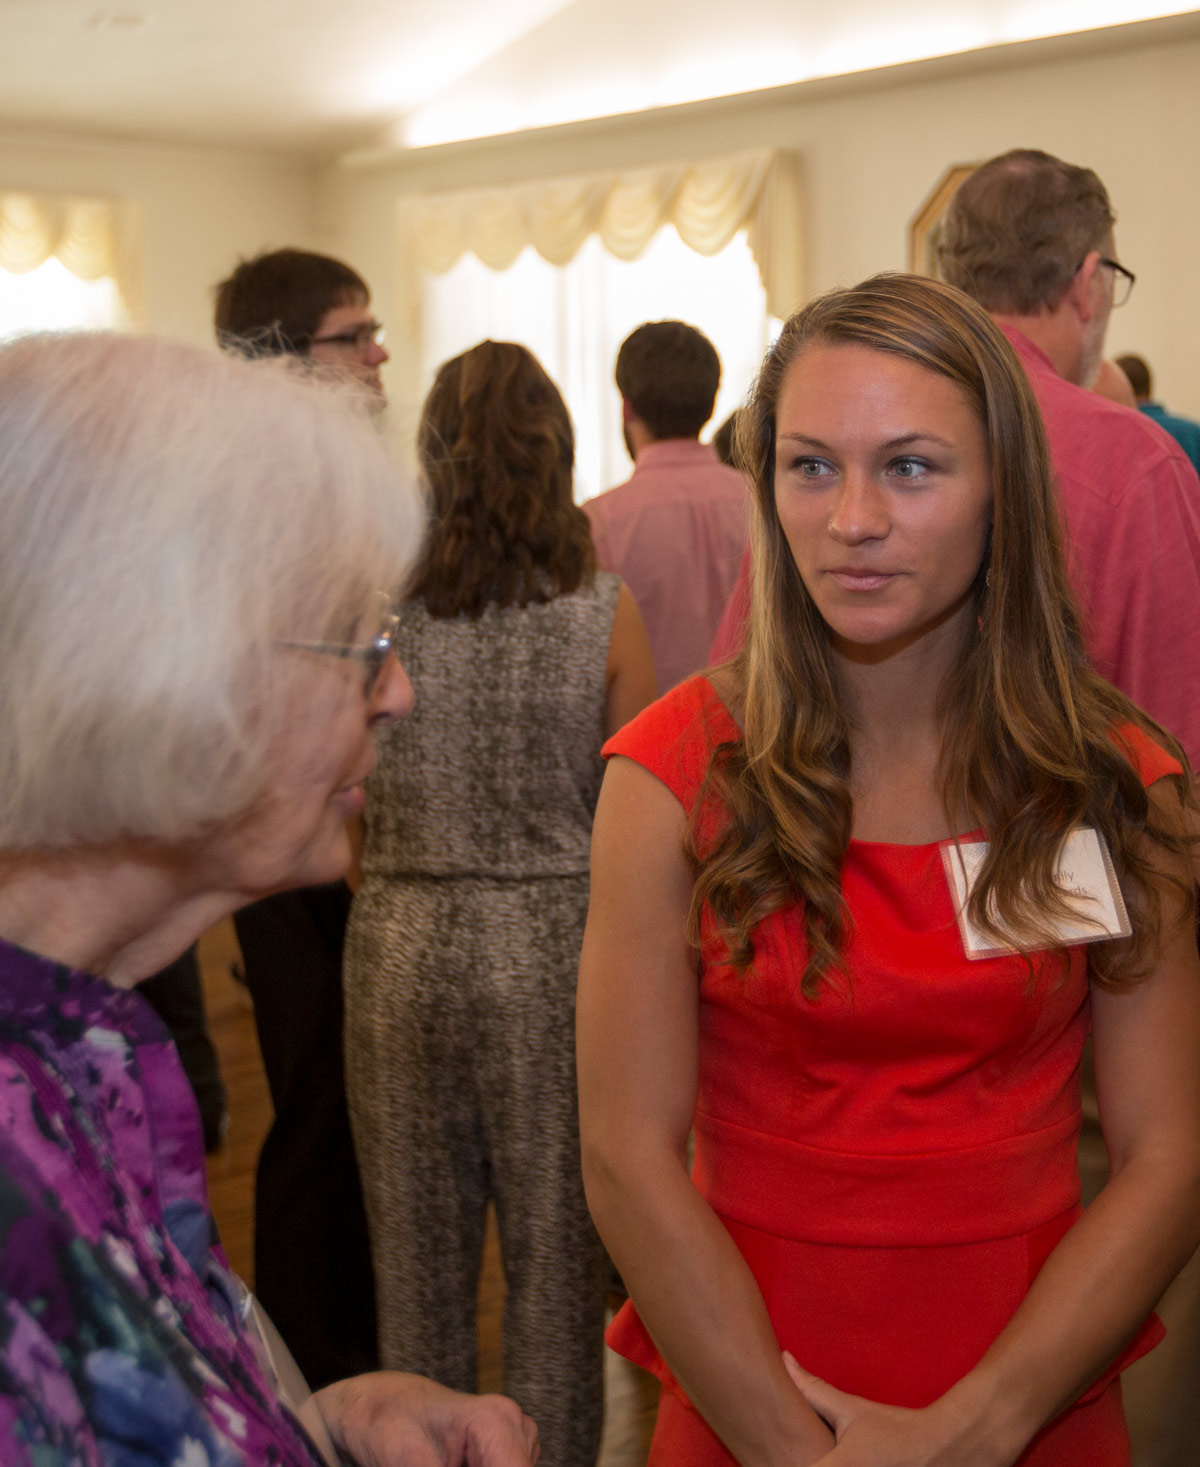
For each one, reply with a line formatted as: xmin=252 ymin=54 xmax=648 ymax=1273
xmin=0 ymin=936 xmax=325 ymax=1465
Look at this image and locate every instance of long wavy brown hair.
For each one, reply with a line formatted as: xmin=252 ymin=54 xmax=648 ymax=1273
xmin=693 ymin=273 xmax=1193 ymax=995
xmin=408 ymin=340 xmax=595 ymax=617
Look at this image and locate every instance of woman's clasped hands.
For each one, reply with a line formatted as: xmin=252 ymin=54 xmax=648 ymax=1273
xmin=782 ymin=1352 xmax=1017 ymax=1467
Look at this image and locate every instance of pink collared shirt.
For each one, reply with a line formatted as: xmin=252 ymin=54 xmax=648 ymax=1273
xmin=711 ymin=331 xmax=1200 ymax=768
xmin=586 ymin=439 xmax=748 ymax=692
xmin=1004 ymin=326 xmax=1200 ymax=768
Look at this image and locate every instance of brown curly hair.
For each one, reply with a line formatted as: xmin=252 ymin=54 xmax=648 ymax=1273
xmin=408 ymin=340 xmax=595 ymax=618
xmin=693 ymin=273 xmax=1193 ymax=996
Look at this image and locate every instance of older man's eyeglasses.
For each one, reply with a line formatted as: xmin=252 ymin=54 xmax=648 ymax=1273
xmin=280 ymin=607 xmax=399 ymax=698
xmin=309 ymin=321 xmax=387 ymax=355
xmin=1098 ymin=257 xmax=1136 ymax=308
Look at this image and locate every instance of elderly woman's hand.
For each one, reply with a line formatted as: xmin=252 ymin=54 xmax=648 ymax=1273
xmin=315 ymin=1372 xmax=539 ymax=1467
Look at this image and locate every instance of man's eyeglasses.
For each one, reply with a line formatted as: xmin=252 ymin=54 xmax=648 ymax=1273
xmin=309 ymin=321 xmax=387 ymax=355
xmin=280 ymin=606 xmax=399 ymax=698
xmin=1098 ymin=257 xmax=1136 ymax=308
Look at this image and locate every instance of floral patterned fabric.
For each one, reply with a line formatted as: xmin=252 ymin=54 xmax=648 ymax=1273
xmin=0 ymin=935 xmax=324 ymax=1465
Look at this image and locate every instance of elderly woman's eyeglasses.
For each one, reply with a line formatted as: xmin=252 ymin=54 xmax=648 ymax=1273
xmin=309 ymin=321 xmax=387 ymax=355
xmin=280 ymin=610 xmax=399 ymax=698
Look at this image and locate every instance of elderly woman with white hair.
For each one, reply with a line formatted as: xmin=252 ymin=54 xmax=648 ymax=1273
xmin=0 ymin=331 xmax=538 ymax=1467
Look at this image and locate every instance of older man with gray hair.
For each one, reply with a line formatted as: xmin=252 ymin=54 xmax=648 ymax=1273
xmin=942 ymin=148 xmax=1200 ymax=1467
xmin=938 ymin=148 xmax=1200 ymax=770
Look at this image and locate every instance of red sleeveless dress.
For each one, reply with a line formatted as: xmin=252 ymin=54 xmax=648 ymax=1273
xmin=603 ymin=677 xmax=1174 ymax=1467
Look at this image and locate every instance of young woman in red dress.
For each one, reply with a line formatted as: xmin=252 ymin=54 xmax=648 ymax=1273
xmin=577 ymin=273 xmax=1200 ymax=1467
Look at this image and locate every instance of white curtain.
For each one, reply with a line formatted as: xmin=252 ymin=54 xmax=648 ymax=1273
xmin=0 ymin=190 xmax=140 ymax=321
xmin=400 ymin=149 xmax=803 ymax=320
xmin=420 ymin=225 xmax=780 ymax=503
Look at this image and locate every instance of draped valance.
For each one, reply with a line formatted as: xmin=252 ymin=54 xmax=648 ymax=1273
xmin=0 ymin=190 xmax=140 ymax=317
xmin=399 ymin=149 xmax=804 ymax=319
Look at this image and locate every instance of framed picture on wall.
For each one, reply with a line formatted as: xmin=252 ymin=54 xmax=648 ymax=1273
xmin=908 ymin=163 xmax=977 ymax=277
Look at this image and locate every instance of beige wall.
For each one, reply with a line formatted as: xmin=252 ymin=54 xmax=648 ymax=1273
xmin=4 ymin=22 xmax=1196 ymax=409
xmin=317 ymin=19 xmax=1200 ymax=417
xmin=0 ymin=129 xmax=315 ymax=344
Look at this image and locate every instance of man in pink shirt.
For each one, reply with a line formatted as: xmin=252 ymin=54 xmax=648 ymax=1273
xmin=715 ymin=150 xmax=1200 ymax=771
xmin=586 ymin=320 xmax=747 ymax=692
xmin=938 ymin=148 xmax=1200 ymax=769
xmin=943 ymin=150 xmax=1200 ymax=1460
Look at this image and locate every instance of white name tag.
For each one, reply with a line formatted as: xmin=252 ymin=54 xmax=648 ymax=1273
xmin=941 ymin=826 xmax=1131 ymax=959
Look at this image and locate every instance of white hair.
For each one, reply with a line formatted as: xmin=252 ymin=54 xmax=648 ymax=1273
xmin=0 ymin=331 xmax=424 ymax=848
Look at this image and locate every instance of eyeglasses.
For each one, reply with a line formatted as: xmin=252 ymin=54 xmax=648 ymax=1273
xmin=308 ymin=320 xmax=386 ymax=355
xmin=1098 ymin=257 xmax=1136 ymax=308
xmin=280 ymin=605 xmax=399 ymax=697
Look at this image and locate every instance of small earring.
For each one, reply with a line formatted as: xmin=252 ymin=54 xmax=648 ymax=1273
xmin=985 ymin=566 xmax=993 ymax=588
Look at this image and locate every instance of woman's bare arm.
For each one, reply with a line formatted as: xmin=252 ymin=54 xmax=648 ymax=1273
xmin=603 ymin=582 xmax=657 ymax=738
xmin=577 ymin=756 xmax=834 ymax=1466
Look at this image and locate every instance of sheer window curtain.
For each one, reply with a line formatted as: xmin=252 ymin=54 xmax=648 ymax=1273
xmin=420 ymin=226 xmax=781 ymax=502
xmin=403 ymin=149 xmax=802 ymax=502
xmin=0 ymin=191 xmax=138 ymax=339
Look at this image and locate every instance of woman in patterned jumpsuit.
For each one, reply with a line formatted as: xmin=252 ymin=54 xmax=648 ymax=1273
xmin=344 ymin=340 xmax=656 ymax=1467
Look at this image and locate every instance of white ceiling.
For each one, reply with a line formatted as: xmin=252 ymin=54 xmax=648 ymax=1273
xmin=0 ymin=0 xmax=1195 ymax=158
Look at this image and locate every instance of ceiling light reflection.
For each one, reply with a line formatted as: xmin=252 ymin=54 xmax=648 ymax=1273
xmin=398 ymin=2 xmax=1196 ymax=150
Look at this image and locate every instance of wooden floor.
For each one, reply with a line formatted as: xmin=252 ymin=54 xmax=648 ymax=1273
xmin=197 ymin=919 xmax=660 ymax=1467
xmin=198 ymin=919 xmax=1200 ymax=1467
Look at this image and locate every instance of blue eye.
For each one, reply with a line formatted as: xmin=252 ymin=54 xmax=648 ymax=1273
xmin=795 ymin=457 xmax=832 ymax=478
xmin=890 ymin=456 xmax=930 ymax=480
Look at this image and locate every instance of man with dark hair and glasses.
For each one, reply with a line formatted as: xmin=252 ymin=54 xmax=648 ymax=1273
xmin=938 ymin=148 xmax=1200 ymax=771
xmin=215 ymin=247 xmax=389 ymax=401
xmin=207 ymin=246 xmax=388 ymax=1391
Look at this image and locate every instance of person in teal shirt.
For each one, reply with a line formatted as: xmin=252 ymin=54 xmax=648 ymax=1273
xmin=1116 ymin=352 xmax=1200 ymax=477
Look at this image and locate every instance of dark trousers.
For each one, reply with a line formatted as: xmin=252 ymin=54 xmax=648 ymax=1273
xmin=233 ymin=882 xmax=378 ymax=1389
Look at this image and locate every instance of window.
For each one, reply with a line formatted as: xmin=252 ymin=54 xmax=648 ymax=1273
xmin=0 ymin=191 xmax=132 ymax=342
xmin=420 ymin=225 xmax=779 ymax=502
xmin=0 ymin=255 xmax=126 ymax=340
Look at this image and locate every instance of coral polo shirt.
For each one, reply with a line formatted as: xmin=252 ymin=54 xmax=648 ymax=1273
xmin=1004 ymin=326 xmax=1200 ymax=768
